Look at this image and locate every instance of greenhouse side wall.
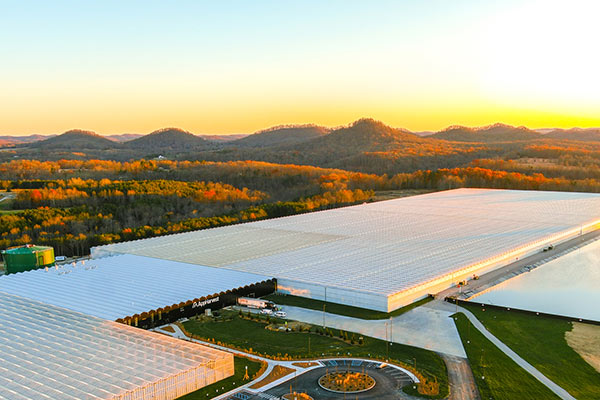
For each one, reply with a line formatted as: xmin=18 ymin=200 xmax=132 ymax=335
xmin=113 ymin=353 xmax=234 ymax=400
xmin=276 ymin=279 xmax=389 ymax=312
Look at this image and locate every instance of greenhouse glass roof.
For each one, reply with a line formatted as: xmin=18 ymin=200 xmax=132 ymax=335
xmin=0 ymin=254 xmax=271 ymax=320
xmin=0 ymin=291 xmax=232 ymax=400
xmin=93 ymin=189 xmax=600 ymax=297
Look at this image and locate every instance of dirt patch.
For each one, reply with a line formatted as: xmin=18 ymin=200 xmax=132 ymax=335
xmin=514 ymin=158 xmax=559 ymax=167
xmin=292 ymin=362 xmax=320 ymax=368
xmin=266 ymin=321 xmax=311 ymax=332
xmin=160 ymin=326 xmax=175 ymax=333
xmin=282 ymin=393 xmax=313 ymax=400
xmin=250 ymin=365 xmax=295 ymax=389
xmin=372 ymin=189 xmax=433 ymax=201
xmin=565 ymin=322 xmax=600 ymax=373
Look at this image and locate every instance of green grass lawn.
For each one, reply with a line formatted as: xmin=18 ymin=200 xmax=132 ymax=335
xmin=453 ymin=313 xmax=560 ymax=400
xmin=0 ymin=193 xmax=14 ymax=210
xmin=183 ymin=310 xmax=448 ymax=398
xmin=463 ymin=303 xmax=600 ymax=400
xmin=177 ymin=356 xmax=263 ymax=399
xmin=263 ymin=293 xmax=433 ymax=320
xmin=0 ymin=209 xmax=22 ymax=214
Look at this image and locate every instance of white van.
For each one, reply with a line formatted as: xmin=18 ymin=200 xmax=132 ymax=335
xmin=274 ymin=310 xmax=287 ymax=318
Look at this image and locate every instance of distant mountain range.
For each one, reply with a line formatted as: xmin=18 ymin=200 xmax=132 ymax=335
xmin=429 ymin=123 xmax=540 ymax=142
xmin=233 ymin=125 xmax=330 ymax=147
xmin=4 ymin=122 xmax=599 ymax=148
xmin=105 ymin=133 xmax=144 ymax=142
xmin=2 ymin=120 xmax=599 ymax=171
xmin=542 ymin=128 xmax=600 ymax=142
xmin=0 ymin=134 xmax=57 ymax=146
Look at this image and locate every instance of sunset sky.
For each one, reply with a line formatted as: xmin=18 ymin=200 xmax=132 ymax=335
xmin=2 ymin=0 xmax=599 ymax=135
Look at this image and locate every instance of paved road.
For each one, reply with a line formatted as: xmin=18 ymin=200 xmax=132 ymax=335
xmin=432 ymin=301 xmax=576 ymax=400
xmin=0 ymin=192 xmax=15 ymax=203
xmin=440 ymin=354 xmax=480 ymax=400
xmin=437 ymin=228 xmax=600 ymax=301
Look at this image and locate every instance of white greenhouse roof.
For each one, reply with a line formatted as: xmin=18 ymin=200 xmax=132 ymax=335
xmin=0 ymin=291 xmax=231 ymax=400
xmin=93 ymin=189 xmax=600 ymax=298
xmin=0 ymin=254 xmax=271 ymax=320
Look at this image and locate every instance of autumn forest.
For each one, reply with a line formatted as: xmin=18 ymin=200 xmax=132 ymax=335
xmin=2 ymin=119 xmax=600 ymax=257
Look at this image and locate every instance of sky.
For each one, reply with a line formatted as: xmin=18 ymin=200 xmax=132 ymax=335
xmin=1 ymin=0 xmax=599 ymax=135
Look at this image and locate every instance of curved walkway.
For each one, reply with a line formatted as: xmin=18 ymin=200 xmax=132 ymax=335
xmin=432 ymin=301 xmax=576 ymax=400
xmin=157 ymin=324 xmax=420 ymax=399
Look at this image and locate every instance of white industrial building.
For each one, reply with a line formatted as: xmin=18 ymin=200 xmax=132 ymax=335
xmin=0 ymin=254 xmax=272 ymax=323
xmin=0 ymin=291 xmax=233 ymax=400
xmin=92 ymin=189 xmax=600 ymax=312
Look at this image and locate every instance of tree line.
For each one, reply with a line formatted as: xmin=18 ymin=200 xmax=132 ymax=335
xmin=3 ymin=157 xmax=600 ymax=257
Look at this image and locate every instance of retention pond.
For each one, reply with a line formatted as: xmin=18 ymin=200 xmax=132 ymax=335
xmin=469 ymin=239 xmax=600 ymax=322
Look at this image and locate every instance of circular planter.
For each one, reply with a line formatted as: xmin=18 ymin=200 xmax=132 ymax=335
xmin=318 ymin=371 xmax=376 ymax=393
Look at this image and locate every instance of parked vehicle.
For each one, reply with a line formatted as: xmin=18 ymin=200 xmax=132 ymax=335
xmin=260 ymin=308 xmax=273 ymax=315
xmin=274 ymin=310 xmax=287 ymax=318
xmin=237 ymin=297 xmax=276 ymax=310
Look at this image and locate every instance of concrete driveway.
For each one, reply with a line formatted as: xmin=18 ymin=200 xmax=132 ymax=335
xmin=283 ymin=302 xmax=466 ymax=358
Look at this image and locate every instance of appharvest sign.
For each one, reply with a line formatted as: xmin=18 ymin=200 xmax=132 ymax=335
xmin=192 ymin=297 xmax=219 ymax=308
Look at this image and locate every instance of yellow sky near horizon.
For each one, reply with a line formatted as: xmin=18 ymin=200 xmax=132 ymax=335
xmin=1 ymin=1 xmax=599 ymax=135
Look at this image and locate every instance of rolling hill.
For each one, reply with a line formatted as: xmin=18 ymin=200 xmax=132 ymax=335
xmin=190 ymin=118 xmax=490 ymax=174
xmin=295 ymin=118 xmax=419 ymax=151
xmin=430 ymin=123 xmax=541 ymax=142
xmin=124 ymin=128 xmax=209 ymax=151
xmin=0 ymin=134 xmax=54 ymax=146
xmin=201 ymin=134 xmax=248 ymax=142
xmin=29 ymin=130 xmax=118 ymax=150
xmin=543 ymin=128 xmax=600 ymax=142
xmin=106 ymin=133 xmax=144 ymax=142
xmin=232 ymin=125 xmax=330 ymax=147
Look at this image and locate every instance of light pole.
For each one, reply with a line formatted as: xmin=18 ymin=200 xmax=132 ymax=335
xmin=322 ymin=286 xmax=327 ymax=329
xmin=385 ymin=321 xmax=389 ymax=360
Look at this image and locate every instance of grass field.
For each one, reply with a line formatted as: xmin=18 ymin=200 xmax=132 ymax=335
xmin=183 ymin=310 xmax=448 ymax=398
xmin=0 ymin=209 xmax=21 ymax=214
xmin=453 ymin=313 xmax=560 ymax=400
xmin=463 ymin=303 xmax=600 ymax=400
xmin=178 ymin=356 xmax=263 ymax=399
xmin=263 ymin=293 xmax=433 ymax=320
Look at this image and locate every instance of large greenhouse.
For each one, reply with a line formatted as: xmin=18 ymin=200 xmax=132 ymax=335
xmin=92 ymin=189 xmax=600 ymax=312
xmin=0 ymin=291 xmax=233 ymax=400
xmin=0 ymin=254 xmax=274 ymax=329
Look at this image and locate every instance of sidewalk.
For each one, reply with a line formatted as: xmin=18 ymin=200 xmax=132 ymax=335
xmin=157 ymin=323 xmax=420 ymax=399
xmin=432 ymin=301 xmax=576 ymax=400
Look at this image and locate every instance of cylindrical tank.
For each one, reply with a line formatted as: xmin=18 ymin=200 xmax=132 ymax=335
xmin=1 ymin=245 xmax=55 ymax=274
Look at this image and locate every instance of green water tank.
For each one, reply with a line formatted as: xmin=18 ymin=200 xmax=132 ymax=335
xmin=1 ymin=245 xmax=55 ymax=274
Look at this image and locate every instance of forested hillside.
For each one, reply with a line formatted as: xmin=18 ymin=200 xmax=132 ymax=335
xmin=4 ymin=118 xmax=600 ymax=176
xmin=2 ymin=118 xmax=600 ymax=257
xmin=3 ymin=153 xmax=600 ymax=257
